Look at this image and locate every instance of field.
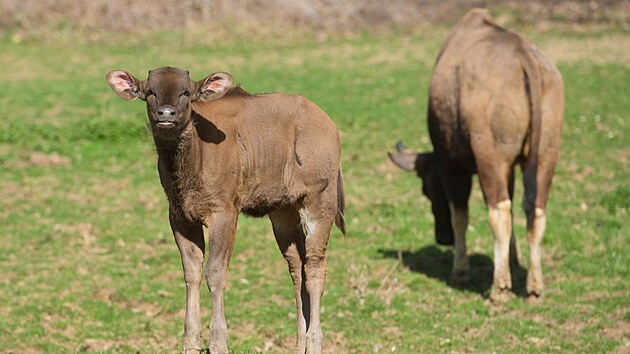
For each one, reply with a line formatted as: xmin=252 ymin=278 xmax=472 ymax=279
xmin=1 ymin=23 xmax=629 ymax=353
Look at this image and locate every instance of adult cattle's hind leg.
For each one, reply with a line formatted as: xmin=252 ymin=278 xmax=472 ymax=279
xmin=507 ymin=171 xmax=524 ymax=268
xmin=525 ymin=207 xmax=546 ymax=303
xmin=170 ymin=211 xmax=206 ymax=353
xmin=468 ymin=130 xmax=514 ymax=304
xmin=269 ymin=206 xmax=309 ymax=354
xmin=522 ymin=162 xmax=555 ymax=303
xmin=471 ymin=144 xmax=514 ymax=303
xmin=487 ymin=199 xmax=514 ymax=304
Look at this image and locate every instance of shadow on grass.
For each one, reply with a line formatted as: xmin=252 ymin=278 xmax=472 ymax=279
xmin=378 ymin=245 xmax=528 ymax=298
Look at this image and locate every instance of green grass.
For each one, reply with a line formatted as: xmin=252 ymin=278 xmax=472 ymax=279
xmin=1 ymin=28 xmax=628 ymax=353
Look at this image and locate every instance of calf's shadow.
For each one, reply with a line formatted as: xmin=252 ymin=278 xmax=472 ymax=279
xmin=378 ymin=245 xmax=528 ymax=298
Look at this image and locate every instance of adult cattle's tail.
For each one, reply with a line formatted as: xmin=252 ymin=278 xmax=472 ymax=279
xmin=335 ymin=168 xmax=346 ymax=235
xmin=519 ymin=43 xmax=543 ymax=196
xmin=518 ymin=44 xmax=543 ymax=205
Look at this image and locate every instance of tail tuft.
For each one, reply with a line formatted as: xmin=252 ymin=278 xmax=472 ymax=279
xmin=335 ymin=168 xmax=346 ymax=235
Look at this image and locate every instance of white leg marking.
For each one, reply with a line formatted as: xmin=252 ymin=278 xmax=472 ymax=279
xmin=299 ymin=208 xmax=316 ymax=236
xmin=489 ymin=199 xmax=512 ymax=290
xmin=527 ymin=208 xmax=546 ymax=296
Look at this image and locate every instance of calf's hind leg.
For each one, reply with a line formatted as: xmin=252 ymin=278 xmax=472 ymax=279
xmin=301 ymin=191 xmax=335 ymax=354
xmin=269 ymin=206 xmax=309 ymax=354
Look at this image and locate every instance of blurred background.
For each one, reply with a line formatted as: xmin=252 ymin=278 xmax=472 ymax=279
xmin=1 ymin=1 xmax=628 ymax=353
xmin=2 ymin=0 xmax=629 ymax=43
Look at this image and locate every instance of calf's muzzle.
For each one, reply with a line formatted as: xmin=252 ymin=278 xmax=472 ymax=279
xmin=156 ymin=105 xmax=178 ymax=127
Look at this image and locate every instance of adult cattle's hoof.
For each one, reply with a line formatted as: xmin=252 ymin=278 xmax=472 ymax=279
xmin=525 ymin=291 xmax=544 ymax=305
xmin=488 ymin=286 xmax=515 ymax=305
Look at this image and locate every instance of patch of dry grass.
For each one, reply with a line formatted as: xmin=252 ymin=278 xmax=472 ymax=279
xmin=543 ymin=34 xmax=630 ymax=67
xmin=2 ymin=0 xmax=629 ymax=44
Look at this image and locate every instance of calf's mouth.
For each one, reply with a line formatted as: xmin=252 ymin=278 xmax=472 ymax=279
xmin=156 ymin=121 xmax=177 ymax=128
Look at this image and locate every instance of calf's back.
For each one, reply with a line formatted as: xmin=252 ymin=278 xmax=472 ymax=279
xmin=188 ymin=91 xmax=342 ymax=217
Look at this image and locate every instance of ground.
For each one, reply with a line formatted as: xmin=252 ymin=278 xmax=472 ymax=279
xmin=0 ymin=24 xmax=628 ymax=353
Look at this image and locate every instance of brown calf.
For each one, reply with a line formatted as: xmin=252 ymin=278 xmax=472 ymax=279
xmin=106 ymin=67 xmax=345 ymax=353
xmin=389 ymin=9 xmax=564 ymax=304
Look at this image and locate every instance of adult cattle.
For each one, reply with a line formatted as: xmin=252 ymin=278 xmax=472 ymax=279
xmin=106 ymin=67 xmax=345 ymax=353
xmin=388 ymin=9 xmax=564 ymax=303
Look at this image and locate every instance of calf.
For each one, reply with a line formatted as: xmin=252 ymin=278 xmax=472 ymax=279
xmin=106 ymin=67 xmax=345 ymax=353
xmin=388 ymin=9 xmax=564 ymax=304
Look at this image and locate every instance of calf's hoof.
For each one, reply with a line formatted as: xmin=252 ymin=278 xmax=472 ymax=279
xmin=294 ymin=334 xmax=306 ymax=354
xmin=182 ymin=336 xmax=205 ymax=354
xmin=305 ymin=331 xmax=323 ymax=354
xmin=208 ymin=343 xmax=228 ymax=354
xmin=209 ymin=327 xmax=229 ymax=354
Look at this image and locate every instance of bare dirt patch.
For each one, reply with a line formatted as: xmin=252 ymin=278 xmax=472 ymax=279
xmin=3 ymin=348 xmax=42 ymax=354
xmin=599 ymin=307 xmax=630 ymax=344
xmin=54 ymin=222 xmax=97 ymax=246
xmin=0 ymin=175 xmax=61 ymax=219
xmin=79 ymin=337 xmax=147 ymax=352
xmin=28 ymin=151 xmax=71 ymax=168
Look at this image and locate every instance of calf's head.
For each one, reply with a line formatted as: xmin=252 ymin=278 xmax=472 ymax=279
xmin=388 ymin=141 xmax=454 ymax=245
xmin=106 ymin=67 xmax=233 ymax=139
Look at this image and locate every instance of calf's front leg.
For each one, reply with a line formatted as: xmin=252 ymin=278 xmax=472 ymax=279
xmin=205 ymin=210 xmax=238 ymax=354
xmin=170 ymin=211 xmax=206 ymax=353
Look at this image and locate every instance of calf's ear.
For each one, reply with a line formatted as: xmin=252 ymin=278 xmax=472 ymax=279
xmin=106 ymin=70 xmax=145 ymax=101
xmin=194 ymin=72 xmax=233 ymax=102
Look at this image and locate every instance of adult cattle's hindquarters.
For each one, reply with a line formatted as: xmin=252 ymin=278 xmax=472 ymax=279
xmin=388 ymin=9 xmax=564 ymax=304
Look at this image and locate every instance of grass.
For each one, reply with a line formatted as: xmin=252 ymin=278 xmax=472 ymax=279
xmin=1 ymin=26 xmax=628 ymax=353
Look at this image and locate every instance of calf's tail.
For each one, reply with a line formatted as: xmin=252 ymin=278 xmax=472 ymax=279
xmin=335 ymin=167 xmax=346 ymax=235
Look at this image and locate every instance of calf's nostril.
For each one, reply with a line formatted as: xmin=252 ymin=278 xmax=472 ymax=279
xmin=157 ymin=106 xmax=176 ymax=118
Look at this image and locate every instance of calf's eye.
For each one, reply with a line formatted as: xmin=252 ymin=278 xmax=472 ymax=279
xmin=182 ymin=90 xmax=190 ymax=97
